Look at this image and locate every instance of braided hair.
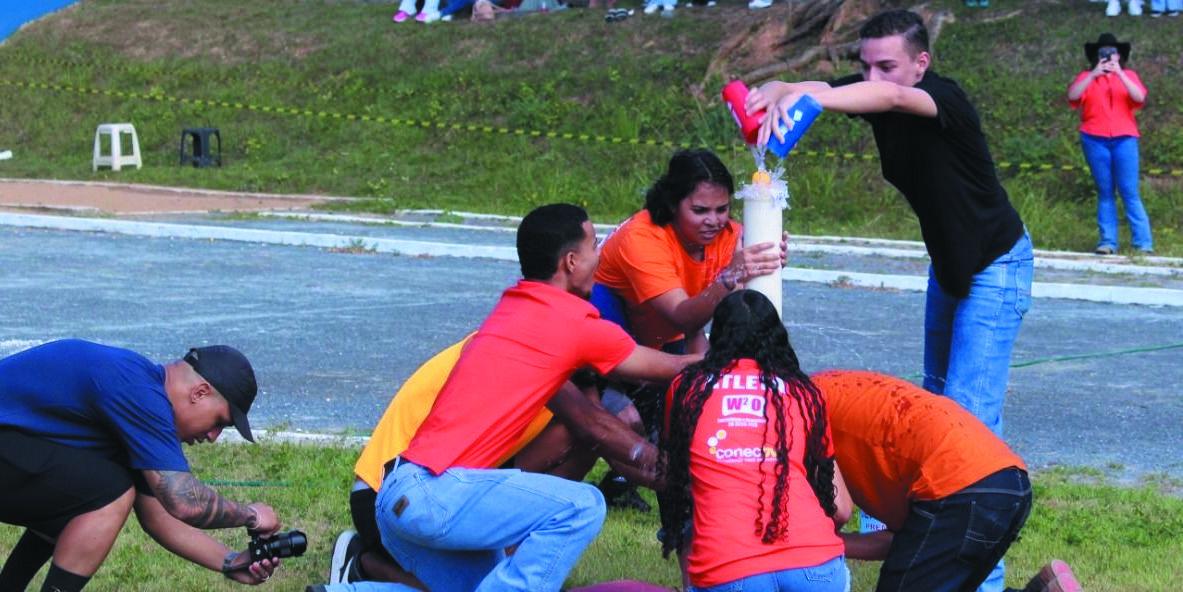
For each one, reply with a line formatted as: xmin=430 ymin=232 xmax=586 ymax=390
xmin=658 ymin=290 xmax=836 ymax=558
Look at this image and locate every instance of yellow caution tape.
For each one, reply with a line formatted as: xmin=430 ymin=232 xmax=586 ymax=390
xmin=4 ymin=78 xmax=1183 ymax=177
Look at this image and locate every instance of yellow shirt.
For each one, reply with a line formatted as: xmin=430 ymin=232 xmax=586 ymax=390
xmin=354 ymin=334 xmax=555 ymax=491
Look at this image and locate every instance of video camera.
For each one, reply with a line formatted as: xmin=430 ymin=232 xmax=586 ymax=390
xmin=1099 ymin=47 xmax=1118 ymax=62
xmin=248 ymin=529 xmax=308 ymax=562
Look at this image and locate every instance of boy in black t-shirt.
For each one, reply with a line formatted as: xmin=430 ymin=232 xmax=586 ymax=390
xmin=745 ymin=11 xmax=1033 ymax=592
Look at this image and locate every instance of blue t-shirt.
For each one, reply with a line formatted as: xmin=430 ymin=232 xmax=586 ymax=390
xmin=0 ymin=339 xmax=189 ymax=472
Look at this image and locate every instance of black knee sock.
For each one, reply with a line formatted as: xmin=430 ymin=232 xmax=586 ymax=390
xmin=0 ymin=530 xmax=55 ymax=590
xmin=40 ymin=564 xmax=90 ymax=592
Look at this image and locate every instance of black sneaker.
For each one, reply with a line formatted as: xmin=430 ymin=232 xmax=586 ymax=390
xmin=598 ymin=474 xmax=652 ymax=512
xmin=328 ymin=530 xmax=362 ymax=584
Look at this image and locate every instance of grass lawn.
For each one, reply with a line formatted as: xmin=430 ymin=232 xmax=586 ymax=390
xmin=1 ymin=442 xmax=1178 ymax=591
xmin=0 ymin=0 xmax=1178 ymax=254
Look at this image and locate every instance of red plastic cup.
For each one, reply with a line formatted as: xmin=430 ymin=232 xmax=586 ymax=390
xmin=721 ymin=80 xmax=764 ymax=145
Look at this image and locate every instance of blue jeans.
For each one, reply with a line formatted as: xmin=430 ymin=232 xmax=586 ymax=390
xmin=1151 ymin=0 xmax=1182 ymax=11
xmin=330 ymin=460 xmax=606 ymax=592
xmin=691 ymin=556 xmax=850 ymax=592
xmin=1080 ymin=133 xmax=1154 ymax=251
xmin=876 ymin=468 xmax=1031 ymax=592
xmin=923 ymin=232 xmax=1033 ymax=437
xmin=923 ymin=232 xmax=1032 ymax=592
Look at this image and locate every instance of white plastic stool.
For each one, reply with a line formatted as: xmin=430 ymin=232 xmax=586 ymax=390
xmin=92 ymin=123 xmax=142 ymax=172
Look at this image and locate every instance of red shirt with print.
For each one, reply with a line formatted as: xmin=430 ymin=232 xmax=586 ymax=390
xmin=403 ymin=280 xmax=636 ymax=474
xmin=666 ymin=359 xmax=843 ymax=588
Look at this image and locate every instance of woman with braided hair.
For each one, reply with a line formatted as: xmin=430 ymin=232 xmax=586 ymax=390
xmin=659 ymin=290 xmax=852 ymax=592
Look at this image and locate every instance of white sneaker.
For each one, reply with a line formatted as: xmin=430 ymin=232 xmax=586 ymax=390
xmin=416 ymin=9 xmax=441 ymax=22
xmin=1105 ymin=0 xmax=1121 ymax=14
xmin=643 ymin=1 xmax=660 ymax=14
xmin=1128 ymin=0 xmax=1143 ymax=14
xmin=749 ymin=0 xmax=773 ymax=9
xmin=328 ymin=530 xmax=361 ymax=585
xmin=392 ymin=0 xmax=417 ymax=22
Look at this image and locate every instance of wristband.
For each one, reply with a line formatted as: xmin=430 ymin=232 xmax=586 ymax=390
xmin=716 ymin=268 xmax=739 ymax=291
xmin=222 ymin=551 xmax=239 ymax=577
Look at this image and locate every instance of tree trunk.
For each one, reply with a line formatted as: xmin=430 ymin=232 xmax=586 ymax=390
xmin=699 ymin=0 xmax=955 ymax=88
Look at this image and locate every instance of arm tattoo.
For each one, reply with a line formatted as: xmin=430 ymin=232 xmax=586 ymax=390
xmin=146 ymin=470 xmax=254 ymax=529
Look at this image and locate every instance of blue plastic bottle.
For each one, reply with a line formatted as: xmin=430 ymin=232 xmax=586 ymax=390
xmin=767 ymin=94 xmax=823 ymax=158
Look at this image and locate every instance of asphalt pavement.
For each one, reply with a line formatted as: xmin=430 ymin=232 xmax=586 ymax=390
xmin=0 ymin=216 xmax=1179 ymax=482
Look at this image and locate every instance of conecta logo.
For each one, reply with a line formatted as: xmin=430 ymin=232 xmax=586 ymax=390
xmin=705 ymin=429 xmax=777 ymax=463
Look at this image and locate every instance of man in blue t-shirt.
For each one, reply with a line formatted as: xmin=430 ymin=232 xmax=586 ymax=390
xmin=0 ymin=339 xmax=284 ymax=592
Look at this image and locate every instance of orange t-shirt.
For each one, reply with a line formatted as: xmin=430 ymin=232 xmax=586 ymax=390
xmin=595 ymin=210 xmax=739 ymax=349
xmin=812 ymin=370 xmax=1026 ymax=531
xmin=1068 ymin=69 xmax=1146 ymax=138
xmin=353 ymin=334 xmax=554 ymax=492
xmin=402 ymin=280 xmax=636 ymax=474
xmin=666 ymin=360 xmax=843 ymax=588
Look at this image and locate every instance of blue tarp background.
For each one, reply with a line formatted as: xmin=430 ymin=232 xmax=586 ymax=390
xmin=0 ymin=0 xmax=80 ymax=43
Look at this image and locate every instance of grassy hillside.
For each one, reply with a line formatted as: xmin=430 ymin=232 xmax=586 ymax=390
xmin=0 ymin=0 xmax=1179 ymax=253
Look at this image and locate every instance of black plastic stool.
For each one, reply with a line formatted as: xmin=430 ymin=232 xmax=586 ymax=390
xmin=179 ymin=127 xmax=222 ymax=167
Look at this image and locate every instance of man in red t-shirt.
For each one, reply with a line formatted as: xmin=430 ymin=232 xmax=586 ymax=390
xmin=336 ymin=204 xmax=698 ymax=592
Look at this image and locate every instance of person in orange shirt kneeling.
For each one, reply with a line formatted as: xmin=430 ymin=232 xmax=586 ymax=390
xmin=815 ymin=371 xmax=1081 ymax=592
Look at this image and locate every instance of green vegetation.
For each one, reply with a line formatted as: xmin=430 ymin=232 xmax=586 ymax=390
xmin=0 ymin=0 xmax=1178 ymax=254
xmin=0 ymin=443 xmax=1177 ymax=591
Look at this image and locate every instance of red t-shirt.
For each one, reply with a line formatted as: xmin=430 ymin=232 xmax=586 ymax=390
xmin=666 ymin=360 xmax=843 ymax=588
xmin=403 ymin=281 xmax=636 ymax=474
xmin=1068 ymin=69 xmax=1146 ymax=138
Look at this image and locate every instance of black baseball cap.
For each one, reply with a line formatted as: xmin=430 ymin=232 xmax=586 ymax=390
xmin=183 ymin=345 xmax=258 ymax=443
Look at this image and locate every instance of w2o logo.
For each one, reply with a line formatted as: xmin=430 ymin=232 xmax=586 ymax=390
xmin=722 ymin=395 xmax=765 ymax=417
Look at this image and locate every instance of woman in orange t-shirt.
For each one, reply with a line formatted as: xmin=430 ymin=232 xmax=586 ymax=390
xmin=660 ymin=290 xmax=852 ymax=592
xmin=1067 ymin=33 xmax=1153 ymax=254
xmin=595 ymin=149 xmax=787 ymax=355
xmin=593 ymin=149 xmax=787 ymax=513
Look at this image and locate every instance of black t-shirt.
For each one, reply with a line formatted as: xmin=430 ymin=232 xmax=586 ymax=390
xmin=831 ymin=71 xmax=1024 ymax=297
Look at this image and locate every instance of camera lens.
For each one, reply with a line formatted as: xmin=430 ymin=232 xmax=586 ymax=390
xmin=251 ymin=530 xmax=308 ymax=560
xmin=267 ymin=530 xmax=307 ymax=558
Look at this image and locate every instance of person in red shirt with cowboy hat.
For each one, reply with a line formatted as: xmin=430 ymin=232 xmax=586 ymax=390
xmin=1067 ymin=32 xmax=1154 ymax=255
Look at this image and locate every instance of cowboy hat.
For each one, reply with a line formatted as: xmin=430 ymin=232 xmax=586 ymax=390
xmin=1085 ymin=33 xmax=1131 ymax=65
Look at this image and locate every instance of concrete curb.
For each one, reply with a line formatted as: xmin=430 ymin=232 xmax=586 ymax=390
xmin=0 ymin=212 xmax=518 ymax=260
xmin=783 ymin=268 xmax=1183 ymax=307
xmin=1 ymin=212 xmax=1179 ymax=307
xmin=259 ymin=211 xmax=1181 ymax=277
